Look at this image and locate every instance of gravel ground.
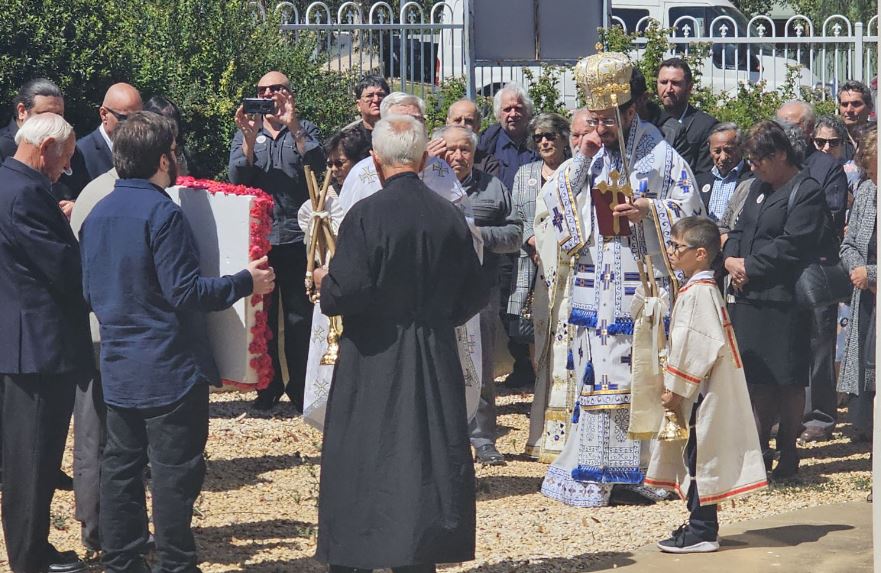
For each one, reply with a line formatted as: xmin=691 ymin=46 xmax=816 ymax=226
xmin=0 ymin=385 xmax=871 ymax=573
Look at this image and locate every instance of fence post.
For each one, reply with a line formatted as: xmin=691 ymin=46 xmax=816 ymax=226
xmin=854 ymin=21 xmax=865 ymax=84
xmin=465 ymin=0 xmax=475 ymax=100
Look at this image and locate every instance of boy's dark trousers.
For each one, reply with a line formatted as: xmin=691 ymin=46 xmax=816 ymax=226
xmin=685 ymin=395 xmax=719 ymax=541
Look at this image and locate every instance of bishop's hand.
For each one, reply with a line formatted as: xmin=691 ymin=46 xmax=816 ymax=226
xmin=579 ymin=129 xmax=602 ymax=158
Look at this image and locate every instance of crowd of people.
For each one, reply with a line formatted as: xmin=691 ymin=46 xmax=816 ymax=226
xmin=0 ymin=48 xmax=876 ymax=573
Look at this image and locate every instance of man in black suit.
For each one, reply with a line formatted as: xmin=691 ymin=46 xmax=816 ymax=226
xmin=0 ymin=78 xmax=89 ymax=212
xmin=0 ymin=113 xmax=92 ymax=573
xmin=657 ymin=57 xmax=719 ymax=183
xmin=77 ymin=83 xmax=142 ymax=183
xmin=777 ymin=100 xmax=849 ymax=443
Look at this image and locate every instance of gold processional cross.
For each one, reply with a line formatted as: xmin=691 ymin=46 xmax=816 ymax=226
xmin=594 ymin=169 xmax=633 ymax=235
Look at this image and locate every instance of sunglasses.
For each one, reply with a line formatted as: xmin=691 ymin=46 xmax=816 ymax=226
xmin=326 ymin=159 xmax=346 ymax=168
xmin=814 ymin=137 xmax=842 ymax=148
xmin=104 ymin=107 xmax=129 ymax=122
xmin=532 ymin=132 xmax=558 ymax=143
xmin=257 ymin=84 xmax=288 ymax=95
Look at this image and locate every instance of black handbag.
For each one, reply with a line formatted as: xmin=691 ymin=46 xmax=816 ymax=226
xmin=787 ymin=180 xmax=853 ymax=308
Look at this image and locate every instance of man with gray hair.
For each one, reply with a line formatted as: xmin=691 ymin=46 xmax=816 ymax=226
xmin=776 ymin=100 xmax=848 ymax=443
xmin=437 ymin=123 xmax=522 ymax=464
xmin=0 ymin=112 xmax=91 ymax=573
xmin=312 ymin=115 xmax=488 ymax=573
xmin=426 ymin=98 xmax=500 ymax=176
xmin=697 ymin=122 xmax=751 ymax=221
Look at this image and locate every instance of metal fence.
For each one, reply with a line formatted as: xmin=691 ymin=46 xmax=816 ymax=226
xmin=260 ymin=1 xmax=878 ymax=107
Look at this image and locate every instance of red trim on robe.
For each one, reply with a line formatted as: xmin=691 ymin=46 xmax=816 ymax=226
xmin=699 ymin=479 xmax=769 ymax=504
xmin=665 ymin=364 xmax=703 ymax=385
xmin=720 ymin=306 xmax=743 ymax=369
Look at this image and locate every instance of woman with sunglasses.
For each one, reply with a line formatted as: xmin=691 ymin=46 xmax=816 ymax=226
xmin=507 ymin=112 xmax=570 ymax=458
xmin=324 ymin=125 xmax=372 ymax=194
xmin=723 ymin=120 xmax=830 ymax=480
xmin=814 ymin=115 xmax=862 ymax=192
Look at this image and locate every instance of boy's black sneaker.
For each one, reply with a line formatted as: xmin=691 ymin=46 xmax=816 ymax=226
xmin=657 ymin=524 xmax=720 ymax=554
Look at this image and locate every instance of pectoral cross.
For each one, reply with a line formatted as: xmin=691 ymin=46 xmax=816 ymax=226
xmin=595 ymin=170 xmax=633 ymax=235
xmin=552 ymin=207 xmax=565 ymax=232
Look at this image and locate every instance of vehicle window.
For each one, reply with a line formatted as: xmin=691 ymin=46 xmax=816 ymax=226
xmin=669 ymin=7 xmax=707 ymax=36
xmin=612 ymin=8 xmax=651 ymax=34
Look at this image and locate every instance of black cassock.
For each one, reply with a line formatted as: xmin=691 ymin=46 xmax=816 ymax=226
xmin=316 ymin=172 xmax=490 ymax=569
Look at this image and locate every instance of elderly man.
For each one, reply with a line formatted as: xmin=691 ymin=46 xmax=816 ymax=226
xmin=697 ymin=122 xmax=751 ymax=221
xmin=313 ymin=114 xmax=488 ymax=573
xmin=81 ymin=112 xmax=274 ymax=573
xmin=349 ymin=74 xmax=389 ymax=131
xmin=0 ymin=113 xmax=91 ymax=573
xmin=78 ymin=83 xmax=142 ymax=183
xmin=838 ymin=80 xmax=875 ymax=159
xmin=428 ymin=99 xmax=500 ymax=176
xmin=438 ymin=124 xmax=521 ymax=464
xmin=229 ymin=70 xmax=325 ymax=411
xmin=776 ymin=101 xmax=849 ymax=443
xmin=538 ymin=52 xmax=704 ymax=508
xmin=477 ymin=84 xmax=539 ymax=389
xmin=657 ymin=58 xmax=719 ymax=182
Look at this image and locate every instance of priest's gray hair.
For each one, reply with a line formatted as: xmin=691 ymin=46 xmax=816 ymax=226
xmin=773 ymin=118 xmax=807 ymax=165
xmin=493 ymin=83 xmax=534 ymax=121
xmin=14 ymin=112 xmax=73 ymax=154
xmin=432 ymin=125 xmax=478 ymax=150
xmin=380 ymin=92 xmax=426 ymax=118
xmin=373 ymin=114 xmax=427 ymax=167
xmin=778 ymin=100 xmax=815 ymax=134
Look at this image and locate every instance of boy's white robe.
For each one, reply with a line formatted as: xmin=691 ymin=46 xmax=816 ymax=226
xmin=644 ymin=272 xmax=768 ymax=505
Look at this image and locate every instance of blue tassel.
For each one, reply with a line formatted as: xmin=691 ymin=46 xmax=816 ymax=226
xmin=566 ymin=350 xmax=574 ymax=371
xmin=569 ymin=308 xmax=597 ymax=328
xmin=571 ymin=466 xmax=645 ymax=484
xmin=664 ymin=316 xmax=671 ymax=336
xmin=606 ymin=317 xmax=634 ymax=336
xmin=571 ymin=402 xmax=581 ymax=424
xmin=582 ymin=361 xmax=595 ymax=385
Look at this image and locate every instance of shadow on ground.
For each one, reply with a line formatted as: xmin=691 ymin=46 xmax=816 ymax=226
xmin=456 ymin=551 xmax=635 ymax=572
xmin=204 ymin=453 xmax=320 ymax=492
xmin=719 ymin=523 xmax=854 ymax=550
xmin=475 ymin=475 xmax=542 ymax=501
xmin=194 ymin=518 xmax=322 ymax=570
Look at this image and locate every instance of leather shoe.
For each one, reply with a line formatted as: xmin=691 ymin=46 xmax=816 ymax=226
xmin=47 ymin=546 xmax=87 ymax=573
xmin=474 ymin=444 xmax=506 ymax=466
xmin=252 ymin=389 xmax=282 ymax=411
xmin=799 ymin=426 xmax=833 ymax=443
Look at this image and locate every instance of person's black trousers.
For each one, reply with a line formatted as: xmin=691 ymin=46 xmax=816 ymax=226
xmin=100 ymin=383 xmax=209 ymax=573
xmin=803 ymin=303 xmax=838 ymax=432
xmin=262 ymin=242 xmax=314 ymax=409
xmin=329 ymin=565 xmax=436 ymax=573
xmin=74 ymin=371 xmax=107 ymax=551
xmin=1 ymin=372 xmax=77 ymax=573
xmin=684 ymin=396 xmax=718 ymax=541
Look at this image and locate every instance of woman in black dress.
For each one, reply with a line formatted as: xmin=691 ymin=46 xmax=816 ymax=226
xmin=723 ymin=120 xmax=830 ymax=479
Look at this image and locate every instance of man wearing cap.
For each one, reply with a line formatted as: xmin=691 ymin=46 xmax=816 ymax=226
xmin=536 ymin=52 xmax=704 ymax=508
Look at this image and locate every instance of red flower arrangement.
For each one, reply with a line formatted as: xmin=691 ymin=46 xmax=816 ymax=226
xmin=176 ymin=176 xmax=275 ymax=391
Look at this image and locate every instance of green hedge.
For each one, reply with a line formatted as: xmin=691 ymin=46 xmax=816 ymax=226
xmin=0 ymin=0 xmax=355 ymax=179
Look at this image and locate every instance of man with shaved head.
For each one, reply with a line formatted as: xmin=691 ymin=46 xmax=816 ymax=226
xmin=229 ymin=70 xmax=325 ymax=412
xmin=77 ymin=83 xmax=142 ymax=182
xmin=776 ymin=100 xmax=848 ymax=444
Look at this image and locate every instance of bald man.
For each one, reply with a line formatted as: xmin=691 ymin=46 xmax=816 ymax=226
xmin=77 ymin=83 xmax=142 ymax=182
xmin=229 ymin=70 xmax=325 ymax=412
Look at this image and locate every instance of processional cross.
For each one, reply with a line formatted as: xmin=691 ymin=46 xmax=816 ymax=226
xmin=594 ymin=169 xmax=633 ymax=235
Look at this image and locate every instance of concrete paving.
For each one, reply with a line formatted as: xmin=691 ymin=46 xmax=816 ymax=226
xmin=587 ymin=501 xmax=873 ymax=573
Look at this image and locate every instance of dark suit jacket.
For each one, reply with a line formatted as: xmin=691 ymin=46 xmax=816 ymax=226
xmin=723 ymin=171 xmax=829 ymax=303
xmin=678 ymin=104 xmax=719 ymax=183
xmin=77 ymin=127 xmax=114 ymax=183
xmin=0 ymin=158 xmax=92 ymax=374
xmin=803 ymin=147 xmax=848 ymax=235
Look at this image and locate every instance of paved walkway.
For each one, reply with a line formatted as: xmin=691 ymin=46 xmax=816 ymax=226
xmin=588 ymin=501 xmax=873 ymax=572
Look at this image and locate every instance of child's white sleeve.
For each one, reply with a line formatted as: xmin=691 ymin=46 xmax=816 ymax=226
xmin=663 ymin=289 xmax=726 ymax=399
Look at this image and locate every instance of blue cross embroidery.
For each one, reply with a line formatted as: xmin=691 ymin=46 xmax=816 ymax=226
xmin=552 ymin=207 xmax=565 ymax=232
xmin=600 ymin=264 xmax=615 ymax=290
xmin=596 ymin=320 xmax=611 ymax=345
xmin=621 ymin=350 xmax=632 ymax=367
xmin=600 ymin=374 xmax=611 ymax=389
xmin=678 ymin=168 xmax=691 ymax=193
xmin=578 ymin=345 xmax=584 ymax=360
xmin=667 ymin=200 xmax=683 ymax=218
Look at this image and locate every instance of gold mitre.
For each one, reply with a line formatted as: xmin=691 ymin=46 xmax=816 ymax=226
xmin=575 ymin=51 xmax=633 ymax=111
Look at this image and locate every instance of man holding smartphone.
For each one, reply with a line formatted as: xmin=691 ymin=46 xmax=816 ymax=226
xmin=228 ymin=71 xmax=325 ymax=412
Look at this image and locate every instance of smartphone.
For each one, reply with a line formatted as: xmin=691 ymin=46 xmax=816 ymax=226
xmin=242 ymin=97 xmax=276 ymax=115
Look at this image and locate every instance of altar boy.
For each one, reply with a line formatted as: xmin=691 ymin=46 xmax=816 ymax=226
xmin=646 ymin=217 xmax=767 ymax=554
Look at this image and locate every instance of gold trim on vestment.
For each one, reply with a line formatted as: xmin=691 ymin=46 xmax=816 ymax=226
xmin=581 ymin=388 xmax=631 ymax=396
xmin=580 ymin=403 xmax=630 ymax=411
xmin=544 ymin=409 xmax=573 ymax=421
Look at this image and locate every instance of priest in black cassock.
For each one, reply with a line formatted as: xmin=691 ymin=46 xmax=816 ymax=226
xmin=312 ymin=114 xmax=489 ymax=573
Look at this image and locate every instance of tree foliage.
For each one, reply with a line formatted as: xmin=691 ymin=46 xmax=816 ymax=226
xmin=0 ymin=0 xmax=355 ymax=179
